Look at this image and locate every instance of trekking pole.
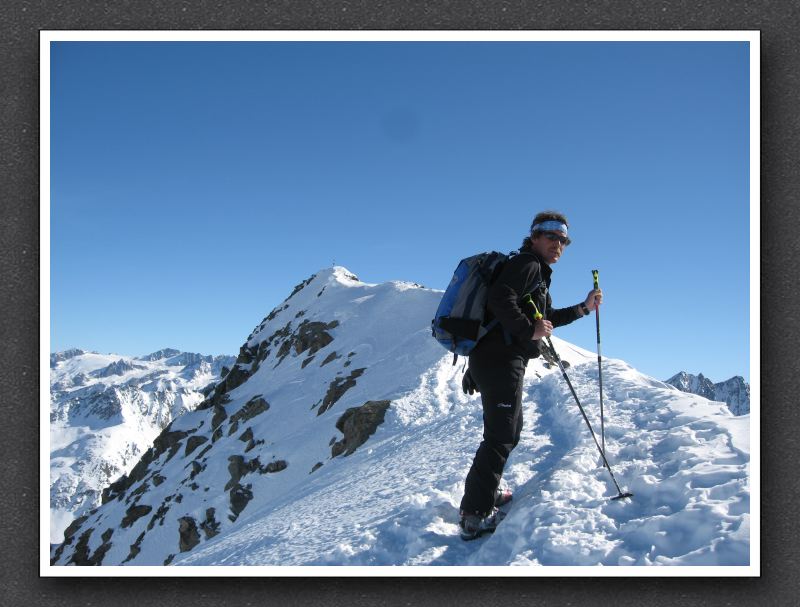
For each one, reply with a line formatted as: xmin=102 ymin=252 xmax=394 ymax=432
xmin=592 ymin=269 xmax=606 ymax=456
xmin=523 ymin=295 xmax=633 ymax=501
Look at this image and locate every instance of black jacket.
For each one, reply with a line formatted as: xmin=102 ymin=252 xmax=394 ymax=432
xmin=479 ymin=250 xmax=582 ymax=359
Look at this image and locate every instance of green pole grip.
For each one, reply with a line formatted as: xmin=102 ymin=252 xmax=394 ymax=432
xmin=522 ymin=293 xmax=543 ymax=320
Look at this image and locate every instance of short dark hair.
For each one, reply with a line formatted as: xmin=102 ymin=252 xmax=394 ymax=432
xmin=521 ymin=210 xmax=570 ymax=251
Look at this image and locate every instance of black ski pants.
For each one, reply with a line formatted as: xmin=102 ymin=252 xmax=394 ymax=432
xmin=459 ymin=343 xmax=527 ymax=517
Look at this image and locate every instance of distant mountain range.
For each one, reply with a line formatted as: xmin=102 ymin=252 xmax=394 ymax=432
xmin=49 ymin=348 xmax=235 ymax=543
xmin=665 ymin=371 xmax=750 ymax=415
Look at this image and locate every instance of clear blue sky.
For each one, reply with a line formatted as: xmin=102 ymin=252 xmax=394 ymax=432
xmin=50 ymin=40 xmax=751 ymax=383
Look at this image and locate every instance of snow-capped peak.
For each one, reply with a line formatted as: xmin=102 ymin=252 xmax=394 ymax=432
xmin=51 ymin=267 xmax=751 ymax=569
xmin=665 ymin=371 xmax=750 ymax=415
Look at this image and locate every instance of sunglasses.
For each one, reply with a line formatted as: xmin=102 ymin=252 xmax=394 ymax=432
xmin=539 ymin=231 xmax=571 ymax=246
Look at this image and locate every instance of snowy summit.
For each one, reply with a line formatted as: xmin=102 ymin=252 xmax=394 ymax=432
xmin=50 ymin=267 xmax=751 ymax=567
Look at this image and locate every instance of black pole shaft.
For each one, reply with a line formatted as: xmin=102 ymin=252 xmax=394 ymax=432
xmin=592 ymin=269 xmax=605 ymax=457
xmin=544 ymin=336 xmax=626 ymax=496
xmin=596 ymin=305 xmax=605 ymax=456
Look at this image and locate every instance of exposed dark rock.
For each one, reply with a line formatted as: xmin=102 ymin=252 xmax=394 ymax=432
xmin=212 ymin=426 xmax=223 ymax=443
xmin=121 ymin=504 xmax=153 ymax=528
xmin=301 ymin=355 xmax=315 ymax=369
xmin=321 ymin=351 xmax=340 ymax=367
xmin=331 ymin=400 xmax=392 ymax=457
xmin=311 ymin=462 xmax=323 ymax=473
xmin=230 ymin=395 xmax=270 ymax=426
xmin=225 ymin=455 xmax=253 ymax=491
xmin=276 ymin=339 xmax=293 ymax=365
xmin=102 ymin=441 xmax=158 ymax=504
xmin=295 ymin=310 xmax=306 ymax=318
xmin=122 ymin=531 xmax=147 ymax=564
xmin=89 ymin=533 xmax=113 ymax=566
xmin=317 ymin=368 xmax=366 ymax=415
xmin=287 ymin=274 xmax=316 ymax=301
xmin=190 ymin=460 xmax=203 ymax=480
xmin=200 ymin=508 xmax=220 ymax=539
xmin=211 ymin=405 xmax=228 ymax=429
xmin=263 ymin=460 xmax=288 ymax=473
xmin=329 ymin=436 xmax=337 ymax=446
xmin=152 ymin=474 xmax=166 ymax=486
xmin=185 ymin=435 xmax=209 ymax=457
xmin=126 ymin=481 xmax=150 ymax=504
xmin=294 ymin=320 xmax=339 ymax=356
xmin=178 ymin=517 xmax=201 ymax=552
xmin=239 ymin=427 xmax=254 ymax=443
xmin=164 ymin=554 xmax=175 ymax=565
xmin=155 ymin=428 xmax=192 ymax=463
xmin=266 ymin=322 xmax=292 ymax=349
xmin=202 ymin=353 xmax=254 ymax=409
xmin=228 ymin=484 xmax=254 ymax=521
xmin=147 ymin=501 xmax=171 ymax=530
xmin=62 ymin=514 xmax=88 ymax=541
xmin=68 ymin=527 xmax=94 ymax=566
xmin=255 ymin=339 xmax=271 ymax=364
xmin=275 ymin=320 xmax=339 ymax=367
xmin=265 ymin=303 xmax=288 ymax=323
xmin=245 ymin=439 xmax=265 ymax=453
xmin=196 ymin=444 xmax=213 ymax=460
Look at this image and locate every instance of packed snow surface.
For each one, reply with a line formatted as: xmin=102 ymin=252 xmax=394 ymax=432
xmin=51 ymin=267 xmax=750 ymax=568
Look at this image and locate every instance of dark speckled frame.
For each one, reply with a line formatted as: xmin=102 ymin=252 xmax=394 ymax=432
xmin=2 ymin=2 xmax=791 ymax=605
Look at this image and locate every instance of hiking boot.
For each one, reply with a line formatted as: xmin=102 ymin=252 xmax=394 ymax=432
xmin=494 ymin=488 xmax=513 ymax=507
xmin=459 ymin=508 xmax=502 ymax=541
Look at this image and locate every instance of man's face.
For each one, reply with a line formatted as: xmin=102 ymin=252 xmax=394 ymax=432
xmin=531 ymin=231 xmax=568 ymax=265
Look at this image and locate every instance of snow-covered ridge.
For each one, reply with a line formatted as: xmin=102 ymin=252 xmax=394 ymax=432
xmin=50 ymin=267 xmax=750 ymax=567
xmin=665 ymin=371 xmax=750 ymax=415
xmin=49 ymin=348 xmax=235 ymax=544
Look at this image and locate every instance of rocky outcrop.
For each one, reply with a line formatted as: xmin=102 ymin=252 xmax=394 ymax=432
xmin=137 ymin=348 xmax=181 ymax=362
xmin=92 ymin=359 xmax=148 ymax=378
xmin=331 ymin=400 xmax=391 ymax=457
xmin=231 ymin=396 xmax=270 ymax=425
xmin=317 ymin=368 xmax=366 ymax=415
xmin=121 ymin=504 xmax=153 ymax=528
xmin=184 ymin=435 xmax=209 ymax=457
xmin=228 ymin=485 xmax=253 ymax=522
xmin=102 ymin=424 xmax=194 ymax=504
xmin=178 ymin=517 xmax=201 ymax=552
xmin=50 ymin=348 xmax=86 ymax=367
xmin=321 ymin=351 xmax=340 ymax=367
xmin=276 ymin=319 xmax=340 ymax=366
xmin=200 ymin=508 xmax=221 ymax=539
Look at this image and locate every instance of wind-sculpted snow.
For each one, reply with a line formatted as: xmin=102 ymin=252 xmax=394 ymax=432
xmin=51 ymin=267 xmax=750 ymax=568
xmin=172 ymin=348 xmax=749 ymax=567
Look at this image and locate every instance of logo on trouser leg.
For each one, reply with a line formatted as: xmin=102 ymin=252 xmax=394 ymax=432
xmin=496 ymin=402 xmax=512 ymax=408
